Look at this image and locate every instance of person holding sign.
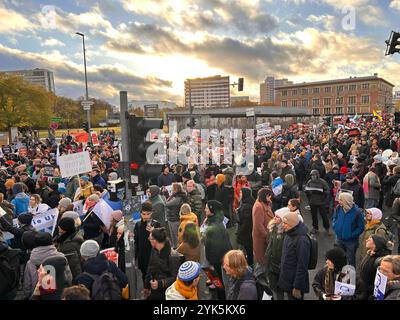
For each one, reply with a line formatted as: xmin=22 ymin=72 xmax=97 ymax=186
xmin=82 ymin=194 xmax=105 ymax=247
xmin=379 ymin=255 xmax=400 ymax=300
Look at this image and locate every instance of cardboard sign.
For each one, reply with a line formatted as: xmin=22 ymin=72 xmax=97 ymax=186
xmin=43 ymin=165 xmax=54 ymax=177
xmin=100 ymin=247 xmax=119 ymax=265
xmin=91 ymin=131 xmax=99 ymax=146
xmin=334 ymin=281 xmax=356 ymax=296
xmin=58 ymin=151 xmax=92 ymax=178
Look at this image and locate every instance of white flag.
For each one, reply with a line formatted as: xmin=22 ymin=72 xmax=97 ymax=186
xmin=92 ymin=199 xmax=114 ymax=229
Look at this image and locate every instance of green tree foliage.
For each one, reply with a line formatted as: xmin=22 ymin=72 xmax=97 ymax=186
xmin=0 ymin=73 xmax=55 ymax=135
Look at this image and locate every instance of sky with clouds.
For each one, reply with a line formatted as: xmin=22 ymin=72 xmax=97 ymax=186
xmin=0 ymin=0 xmax=399 ymax=106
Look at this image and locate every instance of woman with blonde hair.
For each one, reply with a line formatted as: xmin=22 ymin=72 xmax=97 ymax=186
xmin=223 ymin=250 xmax=257 ymax=300
xmin=177 ymin=204 xmax=198 ymax=246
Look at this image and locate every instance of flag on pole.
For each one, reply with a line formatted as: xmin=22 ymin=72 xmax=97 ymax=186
xmin=92 ymin=199 xmax=114 ymax=229
xmin=373 ymin=110 xmax=383 ymax=121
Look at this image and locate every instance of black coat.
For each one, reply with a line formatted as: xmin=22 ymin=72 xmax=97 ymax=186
xmin=23 ymin=178 xmax=36 ymax=195
xmin=54 ymin=230 xmax=84 ymax=280
xmin=214 ymin=185 xmax=234 ymax=222
xmin=46 ymin=190 xmax=61 ymax=209
xmin=278 ymin=222 xmax=310 ymax=293
xmin=134 ymin=219 xmax=161 ymax=273
xmin=310 ymin=161 xmax=326 ymax=179
xmin=0 ymin=216 xmax=34 ymax=258
xmin=82 ymin=208 xmax=105 ymax=240
xmin=73 ymin=253 xmax=128 ymax=292
xmin=236 ymin=196 xmax=254 ymax=248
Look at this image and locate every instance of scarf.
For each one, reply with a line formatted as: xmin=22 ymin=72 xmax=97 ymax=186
xmin=324 ymin=268 xmax=335 ymax=296
xmin=365 ymin=220 xmax=381 ymax=230
xmin=174 ymin=279 xmax=198 ymax=300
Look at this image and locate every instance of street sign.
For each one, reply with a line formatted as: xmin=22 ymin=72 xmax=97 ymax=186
xmin=51 ymin=117 xmax=61 ymax=123
xmin=144 ymin=105 xmax=159 ymax=118
xmin=246 ymin=108 xmax=255 ymax=117
xmin=81 ymin=100 xmax=94 ymax=111
xmin=51 ymin=122 xmax=59 ymax=130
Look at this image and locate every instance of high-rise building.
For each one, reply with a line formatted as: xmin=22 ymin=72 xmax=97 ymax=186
xmin=5 ymin=68 xmax=55 ymax=93
xmin=275 ymin=74 xmax=394 ymax=115
xmin=393 ymin=91 xmax=400 ymax=106
xmin=260 ymin=77 xmax=292 ymax=103
xmin=184 ymin=75 xmax=230 ymax=108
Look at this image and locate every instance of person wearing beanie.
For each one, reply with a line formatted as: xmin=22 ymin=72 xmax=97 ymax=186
xmin=222 ymin=250 xmax=258 ymax=300
xmin=165 ymin=261 xmax=201 ymax=300
xmin=45 ymin=183 xmax=61 ymax=209
xmin=214 ymin=173 xmax=234 ymax=229
xmin=134 ymin=201 xmax=162 ymax=285
xmin=202 ymin=200 xmax=231 ymax=298
xmin=58 ymin=197 xmax=73 ymax=214
xmin=11 ymin=183 xmax=29 ymax=216
xmin=108 ymin=210 xmax=124 ymax=249
xmin=62 ymin=211 xmax=82 ymax=229
xmin=181 ymin=171 xmax=192 ymax=184
xmin=357 ymin=207 xmax=388 ymax=265
xmin=281 ymin=174 xmax=300 ymax=207
xmin=359 ymin=235 xmax=392 ymax=299
xmin=73 ymin=176 xmax=94 ymax=202
xmin=341 ymin=172 xmax=365 ymax=209
xmin=23 ymin=232 xmax=69 ymax=299
xmin=333 ymin=192 xmax=364 ymax=267
xmin=108 ymin=171 xmax=118 ymax=181
xmin=177 ymin=204 xmax=198 ymax=246
xmin=32 ymin=255 xmax=72 ymax=300
xmin=278 ymin=211 xmax=310 ymax=300
xmin=312 ymin=247 xmax=348 ymax=300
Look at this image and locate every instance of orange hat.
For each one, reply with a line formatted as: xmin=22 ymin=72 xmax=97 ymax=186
xmin=216 ymin=174 xmax=226 ymax=187
xmin=5 ymin=179 xmax=15 ymax=189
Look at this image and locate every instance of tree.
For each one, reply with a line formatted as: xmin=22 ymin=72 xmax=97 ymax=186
xmin=54 ymin=96 xmax=83 ymax=128
xmin=0 ymin=73 xmax=55 ymax=141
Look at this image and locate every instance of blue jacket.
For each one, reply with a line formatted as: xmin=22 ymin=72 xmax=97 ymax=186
xmin=278 ymin=222 xmax=310 ymax=293
xmin=332 ymin=204 xmax=364 ymax=242
xmin=11 ymin=193 xmax=30 ymax=216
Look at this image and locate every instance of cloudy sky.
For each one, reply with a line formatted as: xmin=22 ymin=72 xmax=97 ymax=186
xmin=1 ymin=0 xmax=399 ymax=106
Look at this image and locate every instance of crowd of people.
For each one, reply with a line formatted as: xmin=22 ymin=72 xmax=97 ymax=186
xmin=1 ymin=117 xmax=400 ymax=301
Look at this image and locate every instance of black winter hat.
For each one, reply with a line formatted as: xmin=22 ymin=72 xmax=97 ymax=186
xmin=326 ymin=247 xmax=347 ymax=272
xmin=58 ymin=217 xmax=76 ymax=233
xmin=206 ymin=200 xmax=222 ymax=215
xmin=18 ymin=213 xmax=33 ymax=225
xmin=371 ymin=235 xmax=387 ymax=253
xmin=182 ymin=171 xmax=191 ymax=180
xmin=22 ymin=231 xmax=38 ymax=250
xmin=48 ymin=183 xmax=58 ymax=191
xmin=35 ymin=232 xmax=53 ymax=247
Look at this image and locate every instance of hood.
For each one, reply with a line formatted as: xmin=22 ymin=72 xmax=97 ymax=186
xmin=240 ymin=187 xmax=255 ymax=205
xmin=284 ymin=174 xmax=295 ymax=187
xmin=287 ymin=222 xmax=308 ymax=237
xmin=15 ymin=192 xmax=28 ymax=199
xmin=12 ymin=183 xmax=24 ymax=195
xmin=180 ymin=212 xmax=198 ymax=224
xmin=149 ymin=185 xmax=160 ymax=198
xmin=165 ymin=283 xmax=185 ymax=300
xmin=30 ymin=245 xmax=64 ymax=266
xmin=310 ymin=170 xmax=320 ymax=178
xmin=83 ymin=253 xmax=109 ymax=275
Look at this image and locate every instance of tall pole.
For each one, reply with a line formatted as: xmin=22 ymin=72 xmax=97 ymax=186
xmin=76 ymin=32 xmax=91 ymax=134
xmin=188 ymin=79 xmax=193 ymax=128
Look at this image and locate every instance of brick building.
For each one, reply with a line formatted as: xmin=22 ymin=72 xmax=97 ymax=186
xmin=275 ymin=74 xmax=394 ymax=116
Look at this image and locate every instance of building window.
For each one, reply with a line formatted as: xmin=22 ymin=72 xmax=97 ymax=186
xmin=324 ymin=107 xmax=331 ymax=115
xmin=336 ymin=85 xmax=344 ymax=93
xmin=292 ymin=90 xmax=298 ymax=96
xmin=336 ymin=97 xmax=344 ymax=105
xmin=348 ymin=106 xmax=356 ymax=114
xmin=313 ymin=87 xmax=320 ymax=94
xmin=282 ymin=100 xmax=287 ymax=107
xmin=349 ymin=84 xmax=357 ymax=91
xmin=362 ymin=83 xmax=370 ymax=90
xmin=312 ymin=98 xmax=320 ymax=106
xmin=302 ymin=88 xmax=308 ymax=95
xmin=324 ymin=98 xmax=331 ymax=106
xmin=302 ymin=99 xmax=308 ymax=107
xmin=336 ymin=107 xmax=344 ymax=114
xmin=348 ymin=96 xmax=356 ymax=104
xmin=282 ymin=90 xmax=288 ymax=96
xmin=361 ymin=95 xmax=370 ymax=104
xmin=313 ymin=108 xmax=320 ymax=116
xmin=292 ymin=100 xmax=298 ymax=107
xmin=324 ymin=87 xmax=332 ymax=93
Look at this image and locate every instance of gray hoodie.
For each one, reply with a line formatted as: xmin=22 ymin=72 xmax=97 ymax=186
xmin=23 ymin=245 xmax=71 ymax=299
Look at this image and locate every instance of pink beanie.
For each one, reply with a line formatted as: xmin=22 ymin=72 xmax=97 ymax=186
xmin=367 ymin=208 xmax=382 ymax=221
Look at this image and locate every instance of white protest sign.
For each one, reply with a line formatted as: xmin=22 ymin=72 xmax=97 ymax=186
xmin=58 ymin=151 xmax=92 ymax=178
xmin=0 ymin=206 xmax=6 ymax=217
xmin=73 ymin=200 xmax=84 ymax=217
xmin=92 ymin=199 xmax=114 ymax=229
xmin=374 ymin=268 xmax=388 ymax=300
xmin=165 ymin=185 xmax=173 ymax=197
xmin=223 ymin=216 xmax=229 ymax=228
xmin=4 ymin=209 xmax=59 ymax=241
xmin=334 ymin=281 xmax=356 ymax=296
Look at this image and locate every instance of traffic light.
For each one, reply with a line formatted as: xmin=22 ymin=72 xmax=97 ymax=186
xmin=128 ymin=116 xmax=164 ymax=190
xmin=385 ymin=31 xmax=400 ymax=56
xmin=395 ymin=112 xmax=400 ymax=125
xmin=82 ymin=122 xmax=89 ymax=132
xmin=238 ymin=77 xmax=244 ymax=91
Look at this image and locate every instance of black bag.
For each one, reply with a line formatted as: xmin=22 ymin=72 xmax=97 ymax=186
xmin=85 ymin=268 xmax=121 ymax=300
xmin=255 ymin=281 xmax=274 ymax=300
xmin=307 ymin=233 xmax=318 ymax=270
xmin=0 ymin=249 xmax=20 ymax=296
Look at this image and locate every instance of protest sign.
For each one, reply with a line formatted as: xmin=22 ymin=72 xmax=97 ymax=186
xmin=43 ymin=165 xmax=54 ymax=177
xmin=92 ymin=199 xmax=114 ymax=229
xmin=58 ymin=151 xmax=92 ymax=178
xmin=100 ymin=247 xmax=119 ymax=265
xmin=91 ymin=131 xmax=99 ymax=146
xmin=374 ymin=268 xmax=388 ymax=300
xmin=334 ymin=281 xmax=356 ymax=296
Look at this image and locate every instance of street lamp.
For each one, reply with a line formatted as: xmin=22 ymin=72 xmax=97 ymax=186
xmin=75 ymin=32 xmax=91 ymax=134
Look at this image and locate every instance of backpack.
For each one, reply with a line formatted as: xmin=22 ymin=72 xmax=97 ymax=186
xmin=0 ymin=249 xmax=20 ymax=296
xmin=306 ymin=233 xmax=318 ymax=270
xmin=85 ymin=267 xmax=121 ymax=300
xmin=375 ymin=226 xmax=396 ymax=251
xmin=392 ymin=179 xmax=400 ymax=196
